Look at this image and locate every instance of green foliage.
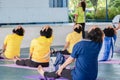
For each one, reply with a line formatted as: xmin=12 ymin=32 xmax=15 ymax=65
xmin=89 ymin=0 xmax=98 ymax=7
xmin=68 ymin=12 xmax=74 ymax=23
xmin=95 ymin=8 xmax=106 ymax=19
xmin=69 ymin=0 xmax=81 ymax=10
xmin=68 ymin=0 xmax=120 ymax=22
xmin=109 ymin=0 xmax=120 ymax=7
xmin=86 ymin=0 xmax=93 ymax=7
xmin=108 ymin=7 xmax=120 ymax=19
xmin=117 ymin=7 xmax=120 ymax=14
xmin=86 ymin=12 xmax=94 ymax=19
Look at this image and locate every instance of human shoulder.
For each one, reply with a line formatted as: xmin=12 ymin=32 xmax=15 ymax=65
xmin=77 ymin=7 xmax=82 ymax=10
xmin=5 ymin=34 xmax=14 ymax=38
xmin=78 ymin=39 xmax=91 ymax=44
xmin=31 ymin=38 xmax=37 ymax=43
xmin=7 ymin=34 xmax=13 ymax=36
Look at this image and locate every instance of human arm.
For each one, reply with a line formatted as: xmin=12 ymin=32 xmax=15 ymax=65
xmin=114 ymin=23 xmax=120 ymax=35
xmin=29 ymin=39 xmax=35 ymax=59
xmin=115 ymin=23 xmax=120 ymax=30
xmin=74 ymin=14 xmax=78 ymax=23
xmin=63 ymin=42 xmax=70 ymax=51
xmin=63 ymin=33 xmax=71 ymax=51
xmin=1 ymin=44 xmax=7 ymax=54
xmin=1 ymin=35 xmax=8 ymax=54
xmin=29 ymin=45 xmax=33 ymax=59
xmin=74 ymin=7 xmax=79 ymax=23
xmin=56 ymin=56 xmax=75 ymax=76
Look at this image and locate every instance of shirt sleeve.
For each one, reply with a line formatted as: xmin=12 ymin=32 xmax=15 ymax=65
xmin=71 ymin=42 xmax=81 ymax=58
xmin=66 ymin=34 xmax=71 ymax=42
xmin=4 ymin=35 xmax=9 ymax=45
xmin=30 ymin=39 xmax=35 ymax=53
xmin=49 ymin=35 xmax=54 ymax=44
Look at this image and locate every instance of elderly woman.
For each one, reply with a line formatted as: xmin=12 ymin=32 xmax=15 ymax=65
xmin=38 ymin=26 xmax=104 ymax=80
xmin=14 ymin=25 xmax=53 ymax=67
xmin=1 ymin=26 xmax=24 ymax=59
xmin=99 ymin=24 xmax=120 ymax=61
xmin=62 ymin=24 xmax=82 ymax=55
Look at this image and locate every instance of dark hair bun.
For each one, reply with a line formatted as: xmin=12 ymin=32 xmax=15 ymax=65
xmin=103 ymin=28 xmax=114 ymax=37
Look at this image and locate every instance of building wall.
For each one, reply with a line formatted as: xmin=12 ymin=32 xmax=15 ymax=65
xmin=0 ymin=0 xmax=68 ymax=24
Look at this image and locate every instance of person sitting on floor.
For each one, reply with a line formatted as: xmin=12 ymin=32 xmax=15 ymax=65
xmin=0 ymin=26 xmax=24 ymax=59
xmin=37 ymin=26 xmax=104 ymax=80
xmin=14 ymin=25 xmax=53 ymax=68
xmin=62 ymin=24 xmax=82 ymax=55
xmin=99 ymin=24 xmax=120 ymax=61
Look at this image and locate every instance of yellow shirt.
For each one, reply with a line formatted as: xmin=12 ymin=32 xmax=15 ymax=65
xmin=74 ymin=7 xmax=85 ymax=23
xmin=66 ymin=31 xmax=82 ymax=53
xmin=4 ymin=34 xmax=23 ymax=59
xmin=30 ymin=36 xmax=53 ymax=63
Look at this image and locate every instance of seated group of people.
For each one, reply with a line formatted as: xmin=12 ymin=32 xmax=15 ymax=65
xmin=0 ymin=24 xmax=82 ymax=66
xmin=0 ymin=23 xmax=120 ymax=80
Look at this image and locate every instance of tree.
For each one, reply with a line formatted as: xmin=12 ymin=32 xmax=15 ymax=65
xmin=109 ymin=0 xmax=120 ymax=7
xmin=89 ymin=0 xmax=98 ymax=12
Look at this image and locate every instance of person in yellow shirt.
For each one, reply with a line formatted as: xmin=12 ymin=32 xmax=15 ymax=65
xmin=62 ymin=24 xmax=82 ymax=55
xmin=74 ymin=1 xmax=86 ymax=38
xmin=14 ymin=25 xmax=53 ymax=67
xmin=1 ymin=26 xmax=24 ymax=59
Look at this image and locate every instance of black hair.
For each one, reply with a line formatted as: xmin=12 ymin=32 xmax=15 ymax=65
xmin=74 ymin=25 xmax=82 ymax=33
xmin=103 ymin=28 xmax=115 ymax=37
xmin=12 ymin=29 xmax=16 ymax=33
xmin=81 ymin=1 xmax=86 ymax=12
xmin=40 ymin=27 xmax=52 ymax=38
xmin=12 ymin=27 xmax=24 ymax=36
xmin=87 ymin=27 xmax=103 ymax=42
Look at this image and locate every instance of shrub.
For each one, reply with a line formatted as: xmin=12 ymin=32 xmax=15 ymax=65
xmin=86 ymin=12 xmax=94 ymax=19
xmin=95 ymin=8 xmax=106 ymax=19
xmin=108 ymin=7 xmax=119 ymax=19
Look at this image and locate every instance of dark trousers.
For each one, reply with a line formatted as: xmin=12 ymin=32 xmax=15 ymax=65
xmin=44 ymin=69 xmax=72 ymax=80
xmin=79 ymin=23 xmax=85 ymax=38
xmin=61 ymin=50 xmax=70 ymax=55
xmin=16 ymin=59 xmax=49 ymax=68
xmin=0 ymin=56 xmax=4 ymax=59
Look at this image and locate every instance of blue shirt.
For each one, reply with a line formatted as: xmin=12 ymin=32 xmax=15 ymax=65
xmin=71 ymin=39 xmax=102 ymax=80
xmin=99 ymin=34 xmax=117 ymax=61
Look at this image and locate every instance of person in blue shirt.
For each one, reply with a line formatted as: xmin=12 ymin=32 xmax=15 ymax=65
xmin=37 ymin=26 xmax=104 ymax=80
xmin=99 ymin=24 xmax=120 ymax=61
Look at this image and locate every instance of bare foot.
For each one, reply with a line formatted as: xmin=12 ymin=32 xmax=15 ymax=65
xmin=38 ymin=65 xmax=45 ymax=77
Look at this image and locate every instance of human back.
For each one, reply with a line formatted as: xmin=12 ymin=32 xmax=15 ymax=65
xmin=30 ymin=25 xmax=53 ymax=63
xmin=4 ymin=34 xmax=23 ymax=59
xmin=99 ymin=26 xmax=120 ymax=61
xmin=66 ymin=30 xmax=82 ymax=53
xmin=30 ymin=36 xmax=53 ymax=62
xmin=63 ymin=24 xmax=82 ymax=54
xmin=71 ymin=26 xmax=103 ymax=80
xmin=3 ymin=26 xmax=24 ymax=59
xmin=71 ymin=40 xmax=102 ymax=80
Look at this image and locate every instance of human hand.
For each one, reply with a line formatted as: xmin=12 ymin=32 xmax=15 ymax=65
xmin=15 ymin=26 xmax=22 ymax=30
xmin=41 ymin=25 xmax=51 ymax=31
xmin=56 ymin=65 xmax=64 ymax=76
